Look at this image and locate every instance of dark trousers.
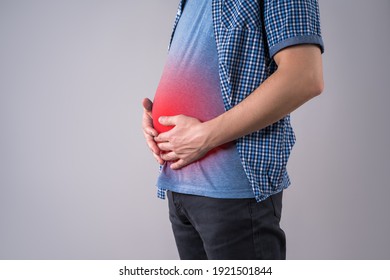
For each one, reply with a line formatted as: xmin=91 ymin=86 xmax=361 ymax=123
xmin=167 ymin=190 xmax=286 ymax=260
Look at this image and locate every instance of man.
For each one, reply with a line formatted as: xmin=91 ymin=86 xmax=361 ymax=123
xmin=142 ymin=0 xmax=324 ymax=260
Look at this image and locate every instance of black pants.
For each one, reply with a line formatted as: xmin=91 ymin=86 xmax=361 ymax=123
xmin=167 ymin=190 xmax=286 ymax=260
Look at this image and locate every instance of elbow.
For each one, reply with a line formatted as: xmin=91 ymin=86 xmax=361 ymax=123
xmin=306 ymin=71 xmax=324 ymax=99
xmin=300 ymin=52 xmax=324 ymax=98
xmin=311 ymin=76 xmax=324 ymax=97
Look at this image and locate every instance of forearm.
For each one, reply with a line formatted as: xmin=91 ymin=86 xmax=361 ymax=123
xmin=155 ymin=45 xmax=323 ymax=170
xmin=203 ymin=47 xmax=324 ymax=149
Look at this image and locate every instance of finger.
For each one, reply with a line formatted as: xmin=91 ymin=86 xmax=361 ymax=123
xmin=152 ymin=152 xmax=165 ymax=165
xmin=157 ymin=141 xmax=173 ymax=152
xmin=160 ymin=152 xmax=179 ymax=162
xmin=170 ymin=159 xmax=187 ymax=170
xmin=158 ymin=115 xmax=179 ymax=127
xmin=142 ymin=98 xmax=153 ymax=111
xmin=142 ymin=110 xmax=158 ymax=137
xmin=145 ymin=134 xmax=161 ymax=154
xmin=146 ymin=137 xmax=164 ymax=164
xmin=154 ymin=131 xmax=171 ymax=143
xmin=143 ymin=125 xmax=158 ymax=137
xmin=148 ymin=141 xmax=160 ymax=155
xmin=142 ymin=98 xmax=154 ymax=119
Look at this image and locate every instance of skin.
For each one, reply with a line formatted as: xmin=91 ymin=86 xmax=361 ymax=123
xmin=142 ymin=44 xmax=324 ymax=169
xmin=142 ymin=98 xmax=164 ymax=165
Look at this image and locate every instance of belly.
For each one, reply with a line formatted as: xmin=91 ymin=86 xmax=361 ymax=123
xmin=152 ymin=84 xmax=197 ymax=133
xmin=152 ymin=68 xmax=224 ymax=134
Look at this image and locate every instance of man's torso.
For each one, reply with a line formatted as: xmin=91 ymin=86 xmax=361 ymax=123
xmin=152 ymin=0 xmax=254 ymax=199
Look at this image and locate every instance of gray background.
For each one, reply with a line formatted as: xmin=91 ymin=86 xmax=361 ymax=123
xmin=0 ymin=0 xmax=389 ymax=259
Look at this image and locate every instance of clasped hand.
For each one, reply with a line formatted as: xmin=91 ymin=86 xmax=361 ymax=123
xmin=142 ymin=98 xmax=212 ymax=169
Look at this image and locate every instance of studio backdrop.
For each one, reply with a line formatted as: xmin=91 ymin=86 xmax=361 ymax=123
xmin=0 ymin=0 xmax=389 ymax=259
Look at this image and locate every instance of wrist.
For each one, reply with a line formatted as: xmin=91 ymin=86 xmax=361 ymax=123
xmin=201 ymin=118 xmax=224 ymax=150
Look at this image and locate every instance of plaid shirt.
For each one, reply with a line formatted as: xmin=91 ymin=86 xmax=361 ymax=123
xmin=157 ymin=0 xmax=324 ymax=202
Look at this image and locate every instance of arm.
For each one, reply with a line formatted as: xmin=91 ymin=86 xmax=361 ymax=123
xmin=155 ymin=44 xmax=324 ymax=169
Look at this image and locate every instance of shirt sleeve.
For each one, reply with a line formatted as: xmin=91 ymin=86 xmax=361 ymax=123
xmin=264 ymin=0 xmax=324 ymax=58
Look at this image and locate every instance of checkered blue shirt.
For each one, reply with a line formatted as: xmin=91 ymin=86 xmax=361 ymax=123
xmin=157 ymin=0 xmax=324 ymax=202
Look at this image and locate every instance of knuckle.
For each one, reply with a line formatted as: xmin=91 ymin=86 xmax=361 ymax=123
xmin=143 ymin=131 xmax=150 ymax=138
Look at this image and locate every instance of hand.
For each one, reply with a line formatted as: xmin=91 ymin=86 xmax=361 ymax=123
xmin=154 ymin=115 xmax=212 ymax=170
xmin=141 ymin=98 xmax=164 ymax=164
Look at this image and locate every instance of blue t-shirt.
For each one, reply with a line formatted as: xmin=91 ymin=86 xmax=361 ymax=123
xmin=152 ymin=0 xmax=254 ymax=198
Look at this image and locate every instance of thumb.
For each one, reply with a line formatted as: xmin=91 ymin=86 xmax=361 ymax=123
xmin=158 ymin=116 xmax=177 ymax=126
xmin=142 ymin=98 xmax=153 ymax=112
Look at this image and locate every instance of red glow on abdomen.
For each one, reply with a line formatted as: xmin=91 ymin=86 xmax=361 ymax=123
xmin=152 ymin=63 xmax=224 ymax=134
